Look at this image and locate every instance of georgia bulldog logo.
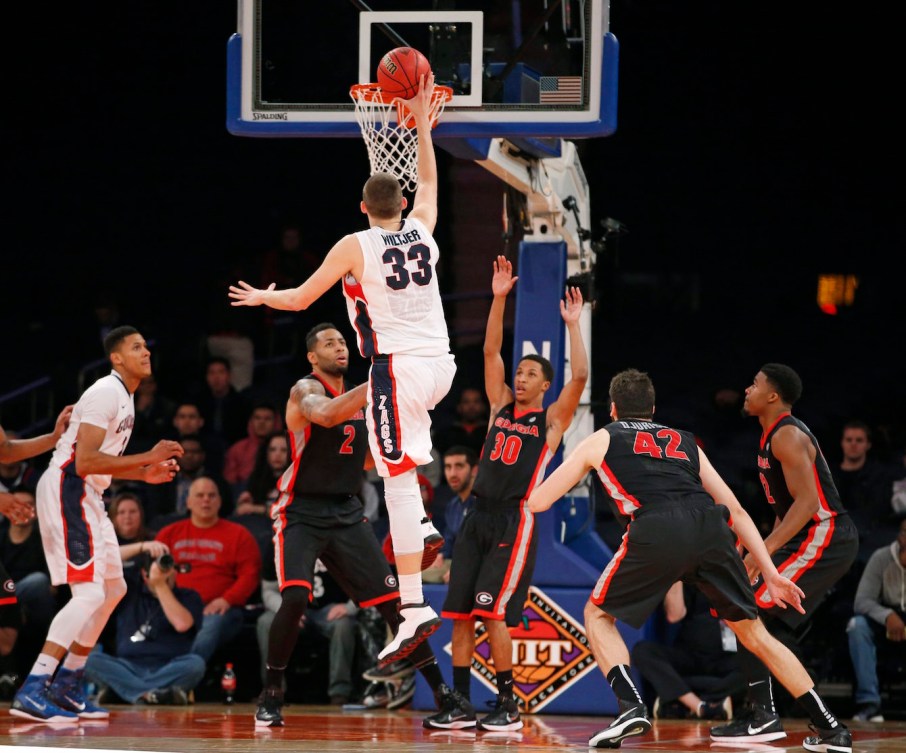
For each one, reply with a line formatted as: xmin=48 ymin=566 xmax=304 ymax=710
xmin=385 ymin=575 xmax=398 ymax=588
xmin=3 ymin=579 xmax=14 ymax=594
xmin=475 ymin=592 xmax=493 ymax=606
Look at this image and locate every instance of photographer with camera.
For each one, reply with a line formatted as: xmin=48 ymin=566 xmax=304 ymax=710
xmin=84 ymin=550 xmax=205 ymax=705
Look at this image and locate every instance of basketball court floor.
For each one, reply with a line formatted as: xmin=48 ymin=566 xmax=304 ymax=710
xmin=1 ymin=704 xmax=903 ymax=753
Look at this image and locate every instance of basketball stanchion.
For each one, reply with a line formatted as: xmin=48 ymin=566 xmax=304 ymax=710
xmin=349 ymin=83 xmax=453 ymax=193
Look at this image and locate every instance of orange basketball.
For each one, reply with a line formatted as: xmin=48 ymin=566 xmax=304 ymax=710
xmin=376 ymin=47 xmax=431 ymax=100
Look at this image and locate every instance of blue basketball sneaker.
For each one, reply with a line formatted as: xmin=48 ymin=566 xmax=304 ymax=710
xmin=10 ymin=675 xmax=79 ymax=723
xmin=48 ymin=667 xmax=110 ymax=719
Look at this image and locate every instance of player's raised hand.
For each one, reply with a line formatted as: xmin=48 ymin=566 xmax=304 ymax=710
xmin=560 ymin=286 xmax=584 ymax=324
xmin=765 ymin=572 xmax=805 ymax=614
xmin=402 ymin=72 xmax=435 ymax=117
xmin=491 ymin=255 xmax=518 ymax=297
xmin=229 ymin=280 xmax=275 ymax=307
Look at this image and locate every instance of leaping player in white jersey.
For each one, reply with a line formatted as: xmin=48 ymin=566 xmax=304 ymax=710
xmin=230 ymin=74 xmax=453 ymax=664
xmin=10 ymin=326 xmax=184 ymax=724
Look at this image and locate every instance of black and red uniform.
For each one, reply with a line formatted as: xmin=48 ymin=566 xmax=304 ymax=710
xmin=442 ymin=403 xmax=552 ymax=626
xmin=753 ymin=413 xmax=858 ymax=628
xmin=270 ymin=374 xmax=398 ymax=609
xmin=0 ymin=561 xmax=20 ymax=632
xmin=591 ymin=419 xmax=758 ymax=628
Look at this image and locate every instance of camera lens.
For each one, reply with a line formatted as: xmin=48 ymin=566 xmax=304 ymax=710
xmin=157 ymin=553 xmax=175 ymax=573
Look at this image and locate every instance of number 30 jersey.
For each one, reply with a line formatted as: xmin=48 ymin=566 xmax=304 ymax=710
xmin=473 ymin=404 xmax=552 ymax=508
xmin=344 ymin=216 xmax=450 ymax=358
xmin=597 ymin=420 xmax=714 ymax=519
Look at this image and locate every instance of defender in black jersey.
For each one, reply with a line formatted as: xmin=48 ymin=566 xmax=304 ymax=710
xmin=527 ymin=369 xmax=851 ymax=753
xmin=707 ymin=363 xmax=859 ymax=745
xmin=256 ymin=324 xmax=466 ymax=728
xmin=429 ymin=257 xmax=588 ymax=732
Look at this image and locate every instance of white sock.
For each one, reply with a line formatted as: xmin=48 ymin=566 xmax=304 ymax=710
xmin=29 ymin=653 xmax=60 ymax=678
xmin=62 ymin=652 xmax=88 ymax=671
xmin=398 ymin=573 xmax=424 ymax=606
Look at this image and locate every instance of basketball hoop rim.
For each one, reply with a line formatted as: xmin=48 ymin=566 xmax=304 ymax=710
xmin=350 ymin=83 xmax=454 ymax=106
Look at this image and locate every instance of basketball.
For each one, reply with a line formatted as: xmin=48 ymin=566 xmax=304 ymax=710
xmin=376 ymin=47 xmax=431 ymax=100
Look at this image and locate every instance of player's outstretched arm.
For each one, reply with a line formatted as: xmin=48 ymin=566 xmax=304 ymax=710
xmin=0 ymin=405 xmax=74 ymax=464
xmin=229 ymin=236 xmax=360 ymax=310
xmin=405 ymin=73 xmax=438 ymax=234
xmin=527 ymin=430 xmax=608 ymax=514
xmin=484 ymin=255 xmax=517 ymax=414
xmin=545 ymin=286 xmax=589 ymax=448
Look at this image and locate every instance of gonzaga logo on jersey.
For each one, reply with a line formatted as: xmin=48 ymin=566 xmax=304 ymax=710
xmin=116 ymin=415 xmax=135 ymax=434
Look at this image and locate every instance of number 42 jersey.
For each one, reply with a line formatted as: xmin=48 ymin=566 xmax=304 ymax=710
xmin=344 ymin=216 xmax=450 ymax=358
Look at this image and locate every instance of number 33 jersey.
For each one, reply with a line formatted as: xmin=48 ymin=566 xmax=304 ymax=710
xmin=345 ymin=217 xmax=450 ymax=358
xmin=473 ymin=404 xmax=552 ymax=507
xmin=597 ymin=420 xmax=714 ymax=518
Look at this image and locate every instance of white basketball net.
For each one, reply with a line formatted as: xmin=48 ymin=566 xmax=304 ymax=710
xmin=350 ymin=85 xmax=453 ymax=193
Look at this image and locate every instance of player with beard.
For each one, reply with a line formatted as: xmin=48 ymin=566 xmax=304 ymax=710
xmin=256 ymin=323 xmax=467 ymax=727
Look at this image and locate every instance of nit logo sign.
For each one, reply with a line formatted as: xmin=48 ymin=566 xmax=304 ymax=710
xmin=455 ymin=586 xmax=597 ymax=712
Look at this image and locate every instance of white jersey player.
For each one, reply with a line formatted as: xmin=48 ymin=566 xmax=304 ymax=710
xmin=230 ymin=73 xmax=453 ymax=666
xmin=11 ymin=326 xmax=183 ymax=724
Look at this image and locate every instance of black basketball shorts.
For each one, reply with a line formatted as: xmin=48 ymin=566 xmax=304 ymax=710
xmin=590 ymin=505 xmax=758 ymax=628
xmin=441 ymin=504 xmax=538 ymax=627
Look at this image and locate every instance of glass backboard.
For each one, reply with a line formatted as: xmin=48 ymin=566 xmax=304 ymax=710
xmin=227 ymin=0 xmax=618 ymax=140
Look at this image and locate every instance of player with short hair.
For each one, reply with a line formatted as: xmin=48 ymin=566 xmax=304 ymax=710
xmin=424 ymin=256 xmax=588 ymax=731
xmin=527 ymin=368 xmax=851 ymax=753
xmin=255 ymin=323 xmax=468 ymax=727
xmin=10 ymin=326 xmax=183 ymax=723
xmin=230 ymin=75 xmax=453 ymax=663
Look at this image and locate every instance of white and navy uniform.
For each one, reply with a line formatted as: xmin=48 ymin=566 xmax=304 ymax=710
xmin=38 ymin=371 xmax=134 ymax=585
xmin=343 ymin=217 xmax=455 ymax=478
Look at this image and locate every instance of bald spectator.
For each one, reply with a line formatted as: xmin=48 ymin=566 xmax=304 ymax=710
xmin=155 ymin=477 xmax=261 ymax=661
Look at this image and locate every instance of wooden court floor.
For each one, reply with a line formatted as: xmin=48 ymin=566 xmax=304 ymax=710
xmin=1 ymin=703 xmax=905 ymax=753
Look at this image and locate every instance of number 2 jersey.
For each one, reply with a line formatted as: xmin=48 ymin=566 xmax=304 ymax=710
xmin=273 ymin=374 xmax=369 ymax=524
xmin=343 ymin=216 xmax=450 ymax=358
xmin=596 ymin=419 xmax=714 ymax=519
xmin=472 ymin=403 xmax=552 ymax=508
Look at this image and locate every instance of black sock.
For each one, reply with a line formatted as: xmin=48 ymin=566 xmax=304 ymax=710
xmin=265 ymin=664 xmax=286 ymax=691
xmin=496 ymin=669 xmax=514 ymax=698
xmin=417 ymin=660 xmax=444 ymax=693
xmin=453 ymin=666 xmax=471 ymax=699
xmin=605 ymin=665 xmax=643 ymax=707
xmin=796 ymin=688 xmax=840 ymax=730
xmin=737 ymin=644 xmax=775 ymax=712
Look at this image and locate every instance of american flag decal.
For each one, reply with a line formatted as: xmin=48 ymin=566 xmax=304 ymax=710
xmin=539 ymin=76 xmax=583 ymax=104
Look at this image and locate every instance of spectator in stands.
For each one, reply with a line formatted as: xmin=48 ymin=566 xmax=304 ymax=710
xmin=846 ymin=516 xmax=906 ymax=723
xmin=234 ymin=431 xmax=290 ymax=517
xmin=889 ymin=445 xmax=906 ymax=517
xmin=223 ymin=402 xmax=281 ymax=488
xmin=155 ymin=477 xmax=261 ymax=661
xmin=85 ymin=556 xmax=205 ymax=706
xmin=170 ymin=400 xmax=227 ymax=477
xmin=146 ymin=434 xmax=233 ymax=527
xmin=433 ymin=387 xmax=488 ymax=458
xmin=832 ymin=420 xmax=896 ymax=558
xmin=434 ymin=445 xmax=478 ymax=584
xmin=193 ymin=356 xmax=251 ymax=447
xmin=632 ymin=582 xmax=741 ymax=721
xmin=129 ymin=375 xmax=177 ymax=455
xmin=256 ymin=558 xmax=360 ymax=705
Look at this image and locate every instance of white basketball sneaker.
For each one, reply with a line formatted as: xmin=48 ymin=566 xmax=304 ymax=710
xmin=378 ymin=602 xmax=441 ymax=665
